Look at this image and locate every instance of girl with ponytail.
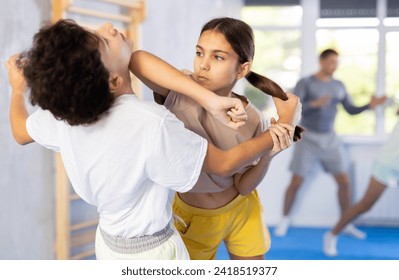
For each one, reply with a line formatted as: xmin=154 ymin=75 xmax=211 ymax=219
xmin=152 ymin=17 xmax=302 ymax=260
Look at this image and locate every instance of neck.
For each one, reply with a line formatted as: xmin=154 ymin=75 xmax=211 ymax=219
xmin=315 ymin=71 xmax=332 ymax=82
xmin=113 ymin=84 xmax=134 ymax=98
xmin=112 ymin=74 xmax=134 ymax=98
xmin=213 ymin=83 xmax=236 ymax=97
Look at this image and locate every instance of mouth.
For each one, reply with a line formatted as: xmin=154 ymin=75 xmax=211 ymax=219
xmin=197 ymin=75 xmax=208 ymax=81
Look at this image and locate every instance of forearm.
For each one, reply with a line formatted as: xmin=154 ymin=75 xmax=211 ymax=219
xmin=129 ymin=50 xmax=216 ymax=107
xmin=302 ymin=101 xmax=314 ymax=112
xmin=342 ymin=95 xmax=369 ymax=115
xmin=233 ymin=155 xmax=272 ymax=196
xmin=10 ymin=91 xmax=33 ymax=145
xmin=203 ymin=131 xmax=274 ymax=177
xmin=344 ymin=103 xmax=369 ymax=115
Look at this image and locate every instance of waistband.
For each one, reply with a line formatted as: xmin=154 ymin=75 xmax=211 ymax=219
xmin=99 ymin=223 xmax=173 ymax=254
xmin=174 ymin=190 xmax=259 ymax=216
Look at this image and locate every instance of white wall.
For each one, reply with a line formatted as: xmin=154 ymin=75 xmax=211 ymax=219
xmin=0 ymin=0 xmax=54 ymax=259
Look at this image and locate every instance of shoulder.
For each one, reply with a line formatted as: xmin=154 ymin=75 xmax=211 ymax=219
xmin=112 ymin=94 xmax=170 ymax=123
xmin=332 ymin=78 xmax=345 ymax=86
xmin=302 ymin=75 xmax=317 ymax=85
xmin=331 ymin=79 xmax=347 ymax=92
xmin=27 ymin=107 xmax=61 ymax=129
xmin=294 ymin=76 xmax=313 ymax=90
xmin=298 ymin=75 xmax=312 ymax=83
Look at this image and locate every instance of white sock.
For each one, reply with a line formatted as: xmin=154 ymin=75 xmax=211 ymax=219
xmin=323 ymin=231 xmax=338 ymax=257
xmin=274 ymin=216 xmax=290 ymax=236
xmin=343 ymin=224 xmax=367 ymax=240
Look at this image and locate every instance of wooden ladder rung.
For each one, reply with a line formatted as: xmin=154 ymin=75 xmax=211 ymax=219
xmin=71 ymin=230 xmax=97 ymax=248
xmin=70 ymin=219 xmax=99 ymax=231
xmin=99 ymin=0 xmax=143 ymax=9
xmin=68 ymin=6 xmax=132 ymax=23
xmin=70 ymin=248 xmax=96 ymax=260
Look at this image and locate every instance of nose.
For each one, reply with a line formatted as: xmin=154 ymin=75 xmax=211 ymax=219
xmin=98 ymin=22 xmax=116 ymax=36
xmin=199 ymin=57 xmax=210 ymax=71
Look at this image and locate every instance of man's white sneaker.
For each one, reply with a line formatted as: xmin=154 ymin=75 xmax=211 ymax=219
xmin=343 ymin=224 xmax=367 ymax=240
xmin=323 ymin=232 xmax=338 ymax=257
xmin=274 ymin=217 xmax=290 ymax=237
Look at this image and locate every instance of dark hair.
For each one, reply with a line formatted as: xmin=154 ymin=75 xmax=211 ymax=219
xmin=23 ymin=19 xmax=113 ymax=126
xmin=201 ymin=17 xmax=303 ymax=141
xmin=320 ymin=49 xmax=339 ymax=60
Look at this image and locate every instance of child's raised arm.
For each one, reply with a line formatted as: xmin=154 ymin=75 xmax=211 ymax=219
xmin=6 ymin=54 xmax=33 ymax=145
xmin=129 ymin=50 xmax=247 ymax=130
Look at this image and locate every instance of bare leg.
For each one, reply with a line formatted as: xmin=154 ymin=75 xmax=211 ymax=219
xmin=274 ymin=175 xmax=304 ymax=236
xmin=229 ymin=253 xmax=264 ymax=260
xmin=283 ymin=174 xmax=304 ymax=216
xmin=331 ymin=176 xmax=386 ymax=235
xmin=334 ymin=172 xmax=367 ymax=239
xmin=333 ymin=172 xmax=351 ymax=214
xmin=324 ymin=176 xmax=387 ymax=256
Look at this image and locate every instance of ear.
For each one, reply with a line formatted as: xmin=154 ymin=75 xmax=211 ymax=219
xmin=236 ymin=61 xmax=252 ymax=80
xmin=108 ymin=73 xmax=124 ymax=92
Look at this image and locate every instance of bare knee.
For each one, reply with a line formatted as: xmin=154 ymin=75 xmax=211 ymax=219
xmin=357 ymin=198 xmax=376 ymax=213
xmin=334 ymin=173 xmax=350 ymax=188
xmin=288 ymin=175 xmax=303 ymax=191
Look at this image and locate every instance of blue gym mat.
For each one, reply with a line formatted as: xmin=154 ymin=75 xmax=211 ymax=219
xmin=216 ymin=226 xmax=399 ymax=260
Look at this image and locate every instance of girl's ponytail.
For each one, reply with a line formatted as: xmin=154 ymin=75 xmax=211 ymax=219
xmin=246 ymin=71 xmax=304 ymax=142
xmin=246 ymin=71 xmax=287 ymax=101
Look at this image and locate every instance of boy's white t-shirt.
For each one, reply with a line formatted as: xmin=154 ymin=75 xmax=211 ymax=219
xmin=26 ymin=94 xmax=207 ymax=238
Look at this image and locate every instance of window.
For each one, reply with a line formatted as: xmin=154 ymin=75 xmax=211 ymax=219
xmin=385 ymin=31 xmax=399 ymax=132
xmin=315 ymin=0 xmax=399 ymax=135
xmin=243 ymin=0 xmax=399 ymax=136
xmin=241 ymin=5 xmax=302 ymax=114
xmin=320 ymin=0 xmax=377 ymax=18
xmin=316 ymin=28 xmax=378 ymax=135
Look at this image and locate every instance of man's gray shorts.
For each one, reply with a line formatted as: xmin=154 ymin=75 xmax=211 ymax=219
xmin=290 ymin=129 xmax=349 ymax=177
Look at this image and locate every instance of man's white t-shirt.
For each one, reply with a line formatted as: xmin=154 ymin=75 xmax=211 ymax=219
xmin=26 ymin=94 xmax=207 ymax=237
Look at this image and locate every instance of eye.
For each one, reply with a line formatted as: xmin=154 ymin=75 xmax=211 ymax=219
xmin=214 ymin=55 xmax=224 ymax=61
xmin=195 ymin=51 xmax=203 ymax=57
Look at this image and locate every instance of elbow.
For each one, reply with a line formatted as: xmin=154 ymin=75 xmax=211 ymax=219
xmin=130 ymin=50 xmax=145 ymax=71
xmin=131 ymin=49 xmax=144 ymax=59
xmin=14 ymin=137 xmax=30 ymax=145
xmin=205 ymin=145 xmax=239 ymax=177
xmin=233 ymin=176 xmax=253 ymax=196
xmin=130 ymin=50 xmax=150 ymax=64
xmin=13 ymin=133 xmax=32 ymax=145
xmin=236 ymin=187 xmax=252 ymax=196
xmin=15 ymin=138 xmax=29 ymax=145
